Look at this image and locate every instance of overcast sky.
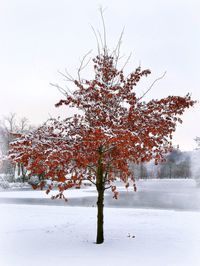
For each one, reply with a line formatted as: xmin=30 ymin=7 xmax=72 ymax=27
xmin=0 ymin=0 xmax=199 ymax=151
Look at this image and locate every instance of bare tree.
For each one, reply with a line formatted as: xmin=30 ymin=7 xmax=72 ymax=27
xmin=0 ymin=113 xmax=32 ymax=181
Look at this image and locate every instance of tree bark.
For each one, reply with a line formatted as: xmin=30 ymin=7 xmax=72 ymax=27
xmin=96 ymin=185 xmax=104 ymax=244
xmin=96 ymin=147 xmax=105 ymax=244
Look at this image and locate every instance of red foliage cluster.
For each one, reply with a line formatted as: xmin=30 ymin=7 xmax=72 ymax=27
xmin=9 ymin=53 xmax=195 ymax=197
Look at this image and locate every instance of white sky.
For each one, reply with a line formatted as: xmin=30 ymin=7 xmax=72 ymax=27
xmin=0 ymin=0 xmax=199 ymax=151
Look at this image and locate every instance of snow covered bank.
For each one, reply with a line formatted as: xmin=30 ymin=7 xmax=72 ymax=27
xmin=0 ymin=204 xmax=200 ymax=266
xmin=0 ymin=186 xmax=97 ymax=199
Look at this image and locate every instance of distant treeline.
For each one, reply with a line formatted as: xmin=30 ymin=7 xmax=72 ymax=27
xmin=130 ymin=149 xmax=191 ymax=179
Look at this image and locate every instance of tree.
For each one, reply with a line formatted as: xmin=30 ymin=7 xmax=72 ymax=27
xmin=129 ymin=162 xmax=148 ymax=179
xmin=195 ymin=137 xmax=200 ymax=149
xmin=0 ymin=113 xmax=32 ymax=180
xmin=9 ymin=13 xmax=195 ymax=244
xmin=158 ymin=148 xmax=191 ymax=178
xmin=192 ymin=137 xmax=200 ymax=185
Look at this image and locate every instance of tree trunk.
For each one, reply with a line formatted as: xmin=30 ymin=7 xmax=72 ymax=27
xmin=169 ymin=163 xmax=172 ymax=179
xmin=96 ymin=186 xmax=104 ymax=244
xmin=96 ymin=147 xmax=105 ymax=244
xmin=18 ymin=162 xmax=20 ymax=176
xmin=21 ymin=164 xmax=25 ymax=183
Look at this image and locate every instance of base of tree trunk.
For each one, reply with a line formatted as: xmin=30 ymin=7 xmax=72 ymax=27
xmin=96 ymin=239 xmax=104 ymax=244
xmin=96 ymin=188 xmax=104 ymax=244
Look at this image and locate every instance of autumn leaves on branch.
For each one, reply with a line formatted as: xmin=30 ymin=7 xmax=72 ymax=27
xmin=9 ymin=49 xmax=195 ymax=197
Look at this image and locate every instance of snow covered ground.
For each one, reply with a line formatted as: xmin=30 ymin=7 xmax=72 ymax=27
xmin=0 ymin=205 xmax=200 ymax=266
xmin=0 ymin=187 xmax=96 ymax=199
xmin=0 ymin=179 xmax=200 ymax=266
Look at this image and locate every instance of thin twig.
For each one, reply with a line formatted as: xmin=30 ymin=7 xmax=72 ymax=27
xmin=90 ymin=25 xmax=100 ymax=56
xmin=110 ymin=28 xmax=125 ymax=87
xmin=57 ymin=70 xmax=74 ymax=82
xmin=77 ymin=50 xmax=92 ymax=82
xmin=99 ymin=6 xmax=107 ymax=53
xmin=121 ymin=52 xmax=132 ymax=71
xmin=50 ymin=83 xmax=68 ymax=97
xmin=138 ymin=71 xmax=167 ymax=101
xmin=97 ymin=29 xmax=104 ymax=50
xmin=112 ymin=27 xmax=125 ymax=61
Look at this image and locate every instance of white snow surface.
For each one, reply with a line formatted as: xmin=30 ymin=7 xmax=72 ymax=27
xmin=0 ymin=204 xmax=200 ymax=266
xmin=0 ymin=179 xmax=200 ymax=266
xmin=0 ymin=187 xmax=97 ymax=198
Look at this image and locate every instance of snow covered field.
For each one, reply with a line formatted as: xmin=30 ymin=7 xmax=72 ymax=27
xmin=0 ymin=179 xmax=200 ymax=266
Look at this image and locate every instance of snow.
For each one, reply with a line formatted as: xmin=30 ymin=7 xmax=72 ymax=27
xmin=0 ymin=204 xmax=200 ymax=266
xmin=0 ymin=179 xmax=200 ymax=266
xmin=0 ymin=187 xmax=97 ymax=199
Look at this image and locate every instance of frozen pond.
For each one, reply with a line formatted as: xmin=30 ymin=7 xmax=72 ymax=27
xmin=0 ymin=179 xmax=200 ymax=211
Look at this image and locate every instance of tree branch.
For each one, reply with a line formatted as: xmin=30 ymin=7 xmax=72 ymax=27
xmin=86 ymin=164 xmax=97 ymax=174
xmin=50 ymin=83 xmax=68 ymax=97
xmin=112 ymin=27 xmax=125 ymax=65
xmin=90 ymin=25 xmax=101 ymax=56
xmin=77 ymin=50 xmax=92 ymax=82
xmin=57 ymin=69 xmax=75 ymax=82
xmin=121 ymin=52 xmax=132 ymax=71
xmin=99 ymin=6 xmax=107 ymax=53
xmin=138 ymin=71 xmax=167 ymax=101
xmin=104 ymin=185 xmax=112 ymax=190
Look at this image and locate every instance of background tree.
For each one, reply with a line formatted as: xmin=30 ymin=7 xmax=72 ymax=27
xmin=9 ymin=12 xmax=195 ymax=244
xmin=158 ymin=148 xmax=191 ymax=179
xmin=129 ymin=162 xmax=148 ymax=179
xmin=195 ymin=137 xmax=200 ymax=149
xmin=0 ymin=113 xmax=32 ymax=181
xmin=192 ymin=137 xmax=200 ymax=185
